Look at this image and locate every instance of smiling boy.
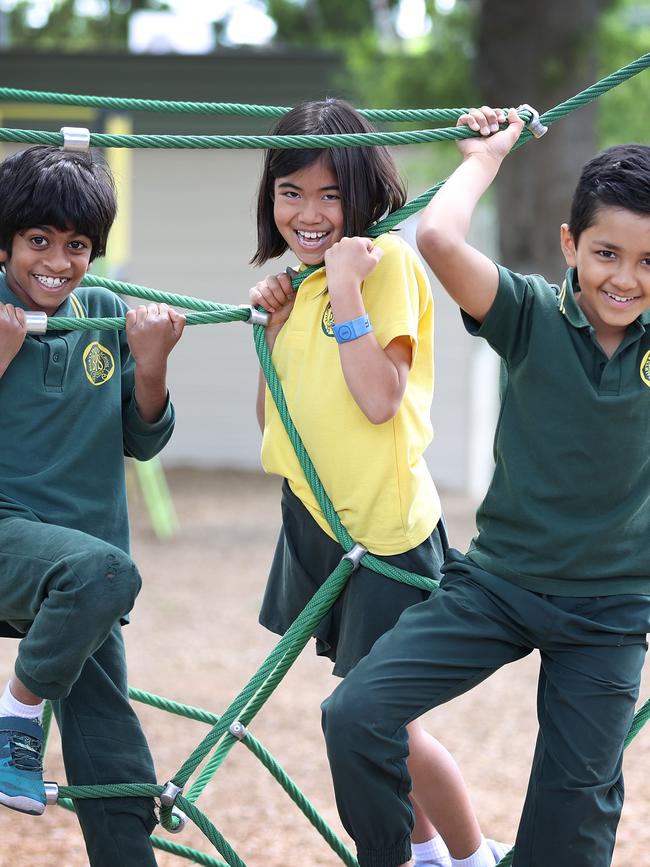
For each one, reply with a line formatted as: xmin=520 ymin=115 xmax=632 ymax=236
xmin=0 ymin=145 xmax=184 ymax=866
xmin=321 ymin=109 xmax=650 ymax=867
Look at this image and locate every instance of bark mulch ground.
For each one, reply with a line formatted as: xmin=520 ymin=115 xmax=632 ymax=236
xmin=0 ymin=468 xmax=647 ymax=866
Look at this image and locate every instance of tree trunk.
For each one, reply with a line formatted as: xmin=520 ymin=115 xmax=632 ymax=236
xmin=475 ymin=0 xmax=609 ymax=279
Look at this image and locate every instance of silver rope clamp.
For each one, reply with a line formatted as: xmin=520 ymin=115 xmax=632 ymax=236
xmin=229 ymin=720 xmax=248 ymax=741
xmin=516 ymin=104 xmax=547 ymax=139
xmin=160 ymin=781 xmax=184 ymax=807
xmin=44 ymin=782 xmax=59 ymax=805
xmin=60 ymin=127 xmax=91 ymax=152
xmin=342 ymin=543 xmax=368 ymax=571
xmin=24 ymin=311 xmax=47 ymax=333
xmin=169 ymin=806 xmax=189 ymax=834
xmin=240 ymin=304 xmax=270 ymax=326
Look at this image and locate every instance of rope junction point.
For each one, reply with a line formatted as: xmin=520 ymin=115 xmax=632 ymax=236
xmin=7 ymin=49 xmax=649 ymax=867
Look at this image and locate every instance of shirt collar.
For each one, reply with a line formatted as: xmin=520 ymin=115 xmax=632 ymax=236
xmin=557 ymin=268 xmax=589 ymax=328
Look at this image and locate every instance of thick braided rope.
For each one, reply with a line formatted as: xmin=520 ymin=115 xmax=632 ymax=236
xmin=0 ymin=123 xmax=523 ymax=150
xmin=1 ymin=51 xmax=648 ymax=153
xmin=52 ymin=795 xmax=230 ymax=866
xmin=127 ymin=689 xmax=358 ymax=866
xmin=0 ymin=86 xmax=465 ymax=124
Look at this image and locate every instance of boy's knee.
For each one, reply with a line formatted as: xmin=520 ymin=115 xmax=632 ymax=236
xmin=74 ymin=545 xmax=142 ymax=618
xmin=322 ymin=677 xmax=374 ymax=762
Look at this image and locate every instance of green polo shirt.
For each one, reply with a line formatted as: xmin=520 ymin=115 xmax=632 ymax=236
xmin=463 ymin=265 xmax=650 ymax=596
xmin=0 ymin=274 xmax=175 ymax=554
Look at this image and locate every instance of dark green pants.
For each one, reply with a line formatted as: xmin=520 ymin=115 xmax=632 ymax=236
xmin=0 ymin=517 xmax=157 ymax=867
xmin=322 ymin=550 xmax=650 ymax=867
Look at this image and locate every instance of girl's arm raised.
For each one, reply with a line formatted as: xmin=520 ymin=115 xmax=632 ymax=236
xmin=325 ymin=237 xmax=412 ymax=425
xmin=416 ymin=106 xmax=524 ymax=324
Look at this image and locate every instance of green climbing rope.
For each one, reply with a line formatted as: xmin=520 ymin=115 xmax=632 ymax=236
xmin=0 ymin=85 xmax=468 ymax=124
xmin=7 ymin=50 xmax=649 ymax=867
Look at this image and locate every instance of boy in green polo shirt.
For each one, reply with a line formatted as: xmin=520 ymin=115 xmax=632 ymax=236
xmin=0 ymin=145 xmax=184 ymax=866
xmin=322 ymin=108 xmax=650 ymax=867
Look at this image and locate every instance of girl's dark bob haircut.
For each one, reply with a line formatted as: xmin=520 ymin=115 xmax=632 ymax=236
xmin=251 ymin=98 xmax=406 ymax=266
xmin=0 ymin=146 xmax=116 ymax=261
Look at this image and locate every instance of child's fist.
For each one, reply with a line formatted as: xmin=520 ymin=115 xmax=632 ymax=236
xmin=0 ymin=303 xmax=27 ymax=376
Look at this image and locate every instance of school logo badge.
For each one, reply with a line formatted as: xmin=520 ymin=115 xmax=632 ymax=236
xmin=641 ymin=350 xmax=650 ymax=389
xmin=83 ymin=341 xmax=115 ymax=386
xmin=321 ymin=301 xmax=335 ymax=338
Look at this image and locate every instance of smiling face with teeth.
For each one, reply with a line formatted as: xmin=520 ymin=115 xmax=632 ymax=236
xmin=272 ymin=157 xmax=345 ymax=266
xmin=561 ymin=205 xmax=650 ymax=353
xmin=0 ymin=225 xmax=92 ymax=315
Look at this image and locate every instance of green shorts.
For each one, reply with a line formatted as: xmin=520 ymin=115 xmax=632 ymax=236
xmin=259 ymin=480 xmax=447 ymax=676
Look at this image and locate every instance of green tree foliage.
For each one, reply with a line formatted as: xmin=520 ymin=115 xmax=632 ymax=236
xmin=599 ymin=0 xmax=650 ymax=145
xmin=267 ymin=0 xmax=399 ymax=46
xmin=265 ymin=0 xmax=648 ymax=147
xmin=3 ymin=0 xmax=169 ymax=51
xmin=268 ymin=0 xmax=475 ymax=110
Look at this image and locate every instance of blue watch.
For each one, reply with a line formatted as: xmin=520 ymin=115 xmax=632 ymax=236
xmin=332 ymin=314 xmax=373 ymax=343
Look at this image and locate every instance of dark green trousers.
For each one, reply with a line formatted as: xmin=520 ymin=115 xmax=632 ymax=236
xmin=322 ymin=549 xmax=650 ymax=867
xmin=0 ymin=516 xmax=157 ymax=867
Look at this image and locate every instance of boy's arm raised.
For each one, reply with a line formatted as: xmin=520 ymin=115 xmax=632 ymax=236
xmin=416 ymin=107 xmax=524 ymax=324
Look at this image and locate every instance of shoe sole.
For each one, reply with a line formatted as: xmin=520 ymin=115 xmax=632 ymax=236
xmin=0 ymin=792 xmax=45 ymax=815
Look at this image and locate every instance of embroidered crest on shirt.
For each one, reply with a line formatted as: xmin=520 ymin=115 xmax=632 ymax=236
xmin=83 ymin=341 xmax=115 ymax=386
xmin=321 ymin=301 xmax=335 ymax=338
xmin=640 ymin=349 xmax=650 ymax=389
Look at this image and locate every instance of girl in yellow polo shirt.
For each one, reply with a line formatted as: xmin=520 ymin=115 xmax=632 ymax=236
xmin=248 ymin=99 xmax=505 ymax=867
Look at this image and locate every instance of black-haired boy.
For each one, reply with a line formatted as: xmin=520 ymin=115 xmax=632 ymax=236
xmin=322 ymin=110 xmax=650 ymax=867
xmin=0 ymin=145 xmax=184 ymax=866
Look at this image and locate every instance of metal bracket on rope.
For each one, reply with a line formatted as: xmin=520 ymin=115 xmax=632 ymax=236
xmin=25 ymin=311 xmax=48 ymax=334
xmin=229 ymin=720 xmax=248 ymax=741
xmin=60 ymin=126 xmax=91 ymax=152
xmin=169 ymin=806 xmax=190 ymax=834
xmin=342 ymin=543 xmax=368 ymax=571
xmin=516 ymin=104 xmax=548 ymax=139
xmin=160 ymin=780 xmax=184 ymax=807
xmin=239 ymin=304 xmax=270 ymax=326
xmin=44 ymin=782 xmax=59 ymax=805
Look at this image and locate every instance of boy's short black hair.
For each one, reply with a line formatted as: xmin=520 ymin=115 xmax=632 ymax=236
xmin=0 ymin=146 xmax=116 ymax=261
xmin=251 ymin=98 xmax=407 ymax=266
xmin=569 ymin=144 xmax=650 ymax=245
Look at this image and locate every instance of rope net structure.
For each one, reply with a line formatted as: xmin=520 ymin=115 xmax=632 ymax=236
xmin=2 ymin=50 xmax=650 ymax=867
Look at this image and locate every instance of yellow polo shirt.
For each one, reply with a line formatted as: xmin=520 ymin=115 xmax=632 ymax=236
xmin=261 ymin=232 xmax=440 ymax=555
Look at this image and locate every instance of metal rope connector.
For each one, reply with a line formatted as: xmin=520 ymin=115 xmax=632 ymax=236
xmin=160 ymin=780 xmax=184 ymax=807
xmin=239 ymin=304 xmax=270 ymax=326
xmin=44 ymin=782 xmax=59 ymax=805
xmin=169 ymin=806 xmax=189 ymax=834
xmin=60 ymin=126 xmax=91 ymax=152
xmin=229 ymin=720 xmax=248 ymax=741
xmin=24 ymin=311 xmax=48 ymax=333
xmin=342 ymin=543 xmax=368 ymax=571
xmin=516 ymin=104 xmax=548 ymax=139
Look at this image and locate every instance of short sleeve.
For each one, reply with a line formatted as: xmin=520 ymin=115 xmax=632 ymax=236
xmin=461 ymin=264 xmax=539 ymax=363
xmin=361 ymin=234 xmax=431 ymax=354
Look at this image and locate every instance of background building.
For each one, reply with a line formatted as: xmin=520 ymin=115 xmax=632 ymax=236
xmin=0 ymin=49 xmax=499 ymax=495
